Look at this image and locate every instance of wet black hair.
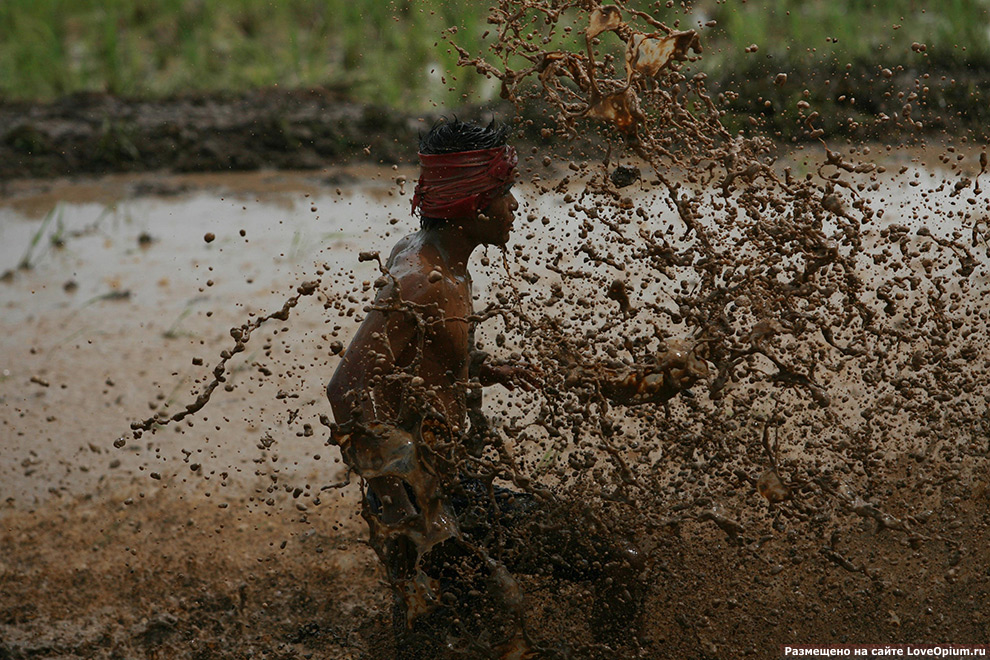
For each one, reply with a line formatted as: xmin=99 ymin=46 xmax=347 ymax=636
xmin=418 ymin=118 xmax=511 ymax=230
xmin=418 ymin=117 xmax=510 ymax=155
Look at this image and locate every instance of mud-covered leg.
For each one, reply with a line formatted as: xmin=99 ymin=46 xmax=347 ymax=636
xmin=588 ymin=537 xmax=646 ymax=647
xmin=393 ymin=535 xmax=531 ymax=659
xmin=484 ymin=492 xmax=646 ymax=648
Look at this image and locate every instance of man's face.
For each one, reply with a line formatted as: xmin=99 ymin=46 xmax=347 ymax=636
xmin=477 ymin=187 xmax=518 ymax=246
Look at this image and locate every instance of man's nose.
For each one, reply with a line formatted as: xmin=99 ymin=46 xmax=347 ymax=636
xmin=509 ymin=193 xmax=519 ymax=211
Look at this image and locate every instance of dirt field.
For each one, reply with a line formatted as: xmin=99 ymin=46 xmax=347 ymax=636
xmin=2 ymin=465 xmax=988 ymax=659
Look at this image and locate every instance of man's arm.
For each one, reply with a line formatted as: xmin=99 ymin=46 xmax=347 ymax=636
xmin=475 ymin=357 xmax=542 ymax=391
xmin=567 ymin=342 xmax=709 ymax=406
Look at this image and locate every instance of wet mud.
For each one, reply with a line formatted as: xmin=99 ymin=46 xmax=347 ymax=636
xmin=3 ymin=1 xmax=990 ymax=658
xmin=2 ymin=57 xmax=987 ymax=182
xmin=0 ymin=89 xmax=470 ymax=181
xmin=3 ymin=474 xmax=987 ymax=659
xmin=0 ymin=486 xmax=389 ymax=660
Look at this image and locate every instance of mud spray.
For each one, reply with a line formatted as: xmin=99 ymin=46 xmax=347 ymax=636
xmin=119 ymin=1 xmax=990 ymax=658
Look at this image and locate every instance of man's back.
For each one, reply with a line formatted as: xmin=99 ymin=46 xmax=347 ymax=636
xmin=327 ymin=230 xmax=474 ymax=432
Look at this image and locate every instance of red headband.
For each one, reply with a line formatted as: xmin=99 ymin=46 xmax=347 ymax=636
xmin=411 ymin=146 xmax=518 ymax=220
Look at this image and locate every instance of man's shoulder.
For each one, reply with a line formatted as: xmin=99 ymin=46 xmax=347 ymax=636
xmin=382 ymin=234 xmax=453 ymax=306
xmin=388 ymin=232 xmax=418 ymax=256
xmin=393 ymin=268 xmax=462 ymax=309
xmin=386 ymin=232 xmax=427 ymax=274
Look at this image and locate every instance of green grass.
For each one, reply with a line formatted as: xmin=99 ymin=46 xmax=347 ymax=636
xmin=0 ymin=0 xmax=493 ymax=107
xmin=0 ymin=1 xmax=988 ymax=108
xmin=17 ymin=205 xmax=61 ymax=270
xmin=699 ymin=0 xmax=990 ymax=68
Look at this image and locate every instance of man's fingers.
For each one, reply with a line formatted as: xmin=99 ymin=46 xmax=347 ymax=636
xmin=515 ymin=378 xmax=534 ymax=392
xmin=487 ymin=364 xmax=543 ymax=391
xmin=517 ymin=374 xmax=540 ymax=391
xmin=519 ymin=368 xmax=543 ymax=387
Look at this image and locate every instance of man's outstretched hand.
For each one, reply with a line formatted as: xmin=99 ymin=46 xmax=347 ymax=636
xmin=479 ymin=361 xmax=543 ymax=392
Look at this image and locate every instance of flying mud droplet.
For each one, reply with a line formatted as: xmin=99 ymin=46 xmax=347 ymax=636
xmin=624 ymin=30 xmax=701 ymax=82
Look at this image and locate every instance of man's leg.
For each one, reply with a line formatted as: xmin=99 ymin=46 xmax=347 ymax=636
xmin=451 ymin=479 xmax=645 ymax=646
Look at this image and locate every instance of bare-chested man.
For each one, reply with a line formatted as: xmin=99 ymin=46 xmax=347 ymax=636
xmin=327 ymin=119 xmax=673 ymax=657
xmin=327 ymin=119 xmax=547 ymax=654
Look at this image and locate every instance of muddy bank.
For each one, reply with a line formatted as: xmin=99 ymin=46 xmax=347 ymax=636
xmin=0 ymin=88 xmax=507 ymax=181
xmin=3 ymin=61 xmax=989 ymax=182
xmin=712 ymin=58 xmax=990 ymax=142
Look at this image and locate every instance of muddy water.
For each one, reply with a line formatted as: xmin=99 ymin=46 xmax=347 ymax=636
xmin=0 ymin=170 xmax=418 ymax=506
xmin=3 ymin=152 xmax=981 ymax=506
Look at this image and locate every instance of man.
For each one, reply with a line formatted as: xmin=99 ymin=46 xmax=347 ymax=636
xmin=327 ymin=119 xmax=647 ymax=657
xmin=327 ymin=118 xmax=543 ymax=654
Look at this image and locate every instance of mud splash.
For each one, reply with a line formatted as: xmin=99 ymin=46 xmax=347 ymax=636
xmin=105 ymin=3 xmax=989 ymax=658
xmin=6 ymin=2 xmax=986 ymax=658
xmin=421 ymin=0 xmax=990 ymax=655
